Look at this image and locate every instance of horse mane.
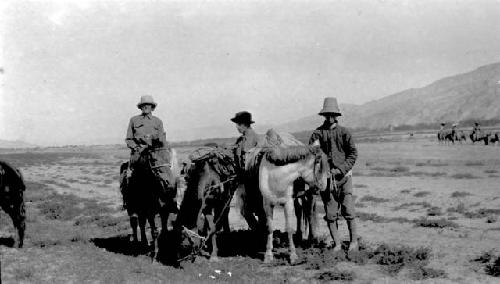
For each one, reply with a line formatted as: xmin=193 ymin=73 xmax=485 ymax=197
xmin=265 ymin=146 xmax=319 ymax=166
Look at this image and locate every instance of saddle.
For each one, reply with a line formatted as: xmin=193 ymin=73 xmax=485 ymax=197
xmin=189 ymin=147 xmax=236 ymax=179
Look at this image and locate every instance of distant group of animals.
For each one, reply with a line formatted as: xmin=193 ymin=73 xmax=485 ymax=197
xmin=437 ymin=127 xmax=499 ymax=145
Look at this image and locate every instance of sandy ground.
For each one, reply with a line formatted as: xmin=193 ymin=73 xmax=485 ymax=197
xmin=0 ymin=138 xmax=499 ymax=283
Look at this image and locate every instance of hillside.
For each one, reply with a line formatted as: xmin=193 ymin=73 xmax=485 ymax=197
xmin=277 ymin=62 xmax=500 ymax=132
xmin=0 ymin=139 xmax=38 ymax=149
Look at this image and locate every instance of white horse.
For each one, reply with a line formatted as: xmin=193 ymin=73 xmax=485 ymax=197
xmin=255 ymin=145 xmax=329 ymax=264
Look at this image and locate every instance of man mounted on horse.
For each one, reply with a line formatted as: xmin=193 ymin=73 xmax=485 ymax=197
xmin=121 ymin=95 xmax=177 ymax=248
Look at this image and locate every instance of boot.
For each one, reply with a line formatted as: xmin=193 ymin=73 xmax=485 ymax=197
xmin=327 ymin=221 xmax=341 ymax=252
xmin=347 ymin=219 xmax=358 ymax=252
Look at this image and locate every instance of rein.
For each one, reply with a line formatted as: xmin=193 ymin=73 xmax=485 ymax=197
xmin=176 ymin=175 xmax=237 ymax=262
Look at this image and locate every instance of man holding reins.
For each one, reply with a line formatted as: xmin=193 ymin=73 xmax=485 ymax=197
xmin=124 ymin=95 xmax=174 ymax=208
xmin=309 ymin=97 xmax=359 ymax=252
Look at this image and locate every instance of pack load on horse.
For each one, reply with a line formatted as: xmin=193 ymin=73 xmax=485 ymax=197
xmin=166 ymin=146 xmax=238 ymax=263
xmin=120 ymin=95 xmax=179 ymax=256
xmin=245 ymin=141 xmax=330 ymax=264
xmin=0 ymin=160 xmax=26 ymax=248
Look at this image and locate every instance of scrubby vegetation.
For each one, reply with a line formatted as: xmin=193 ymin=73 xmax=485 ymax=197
xmin=473 ymin=251 xmax=500 ymax=277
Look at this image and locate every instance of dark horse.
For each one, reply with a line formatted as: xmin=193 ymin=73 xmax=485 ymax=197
xmin=0 ymin=160 xmax=26 ymax=248
xmin=470 ymin=130 xmax=491 ymax=145
xmin=119 ymin=140 xmax=178 ymax=254
xmin=172 ymin=147 xmax=237 ymax=262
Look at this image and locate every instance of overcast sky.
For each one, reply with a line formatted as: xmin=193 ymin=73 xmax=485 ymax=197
xmin=1 ymin=0 xmax=500 ymax=146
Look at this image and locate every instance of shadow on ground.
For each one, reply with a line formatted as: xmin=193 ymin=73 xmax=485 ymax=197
xmin=91 ymin=234 xmax=154 ymax=257
xmin=0 ymin=237 xmax=15 ymax=248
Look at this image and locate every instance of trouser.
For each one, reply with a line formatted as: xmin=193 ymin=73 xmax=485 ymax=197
xmin=320 ymin=175 xmax=355 ymax=222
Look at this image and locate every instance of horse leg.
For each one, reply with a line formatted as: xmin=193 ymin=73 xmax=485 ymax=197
xmin=263 ymin=201 xmax=274 ymax=264
xmin=284 ymin=200 xmax=298 ymax=265
xmin=138 ymin=214 xmax=148 ymax=247
xmin=130 ymin=213 xmax=139 ymax=243
xmin=148 ymin=214 xmax=158 ymax=257
xmin=205 ymin=214 xmax=219 ymax=262
xmin=294 ymin=197 xmax=303 ymax=243
xmin=307 ymin=194 xmax=319 ymax=243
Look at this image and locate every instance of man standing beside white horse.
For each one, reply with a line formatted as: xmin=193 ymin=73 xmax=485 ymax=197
xmin=309 ymin=97 xmax=359 ymax=252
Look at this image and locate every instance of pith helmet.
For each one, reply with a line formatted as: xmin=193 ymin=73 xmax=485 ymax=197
xmin=318 ymin=97 xmax=342 ymax=116
xmin=137 ymin=95 xmax=157 ymax=109
xmin=230 ymin=111 xmax=255 ymax=124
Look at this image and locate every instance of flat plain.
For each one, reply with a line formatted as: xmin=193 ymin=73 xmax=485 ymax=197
xmin=0 ymin=135 xmax=499 ymax=283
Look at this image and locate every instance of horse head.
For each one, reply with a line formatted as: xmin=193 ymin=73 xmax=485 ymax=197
xmin=309 ymin=146 xmax=329 ymax=192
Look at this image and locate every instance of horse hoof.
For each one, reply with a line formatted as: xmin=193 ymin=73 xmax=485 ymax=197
xmin=348 ymin=241 xmax=359 ymax=252
xmin=209 ymin=256 xmax=220 ymax=262
xmin=290 ymin=254 xmax=298 ymax=265
xmin=264 ymin=254 xmax=274 ymax=264
xmin=332 ymin=244 xmax=342 ymax=253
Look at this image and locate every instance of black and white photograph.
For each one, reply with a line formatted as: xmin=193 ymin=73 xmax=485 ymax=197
xmin=1 ymin=0 xmax=499 ymax=282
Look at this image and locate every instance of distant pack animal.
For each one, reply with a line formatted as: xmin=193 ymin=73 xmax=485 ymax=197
xmin=119 ymin=139 xmax=179 ymax=256
xmin=489 ymin=132 xmax=500 ymax=145
xmin=470 ymin=130 xmax=491 ymax=145
xmin=0 ymin=160 xmax=26 ymax=248
xmin=454 ymin=130 xmax=467 ymax=143
xmin=252 ymin=145 xmax=329 ymax=264
xmin=438 ymin=129 xmax=452 ymax=144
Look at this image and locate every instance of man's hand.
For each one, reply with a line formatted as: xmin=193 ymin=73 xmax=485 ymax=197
xmin=330 ymin=168 xmax=342 ymax=175
xmin=134 ymin=145 xmax=146 ymax=153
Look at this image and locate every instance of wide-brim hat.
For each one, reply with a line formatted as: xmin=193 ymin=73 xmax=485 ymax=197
xmin=137 ymin=95 xmax=157 ymax=109
xmin=318 ymin=97 xmax=342 ymax=116
xmin=230 ymin=111 xmax=255 ymax=124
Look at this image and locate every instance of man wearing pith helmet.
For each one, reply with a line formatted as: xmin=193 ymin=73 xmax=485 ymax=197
xmin=309 ymin=97 xmax=359 ymax=252
xmin=123 ymin=95 xmax=169 ymax=209
xmin=126 ymin=95 xmax=166 ymax=158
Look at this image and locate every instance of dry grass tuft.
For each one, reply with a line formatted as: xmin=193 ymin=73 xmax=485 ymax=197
xmin=414 ymin=218 xmax=459 ymax=229
xmin=390 ymin=166 xmax=410 ymax=173
xmin=393 ymin=202 xmax=432 ymax=211
xmin=465 ymin=161 xmax=484 ymax=166
xmin=451 ymin=191 xmax=472 ymax=198
xmin=315 ymin=269 xmax=355 ymax=281
xmin=473 ymin=251 xmax=500 ymax=277
xmin=359 ymin=195 xmax=390 ymax=203
xmin=414 ymin=191 xmax=431 ymax=198
xmin=354 ymin=184 xmax=368 ymax=188
xmin=451 ymin=173 xmax=479 ymax=179
xmin=427 ymin=207 xmax=443 ymax=216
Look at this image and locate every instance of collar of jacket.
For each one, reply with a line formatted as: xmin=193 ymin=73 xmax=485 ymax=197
xmin=320 ymin=121 xmax=338 ymax=130
xmin=243 ymin=127 xmax=254 ymax=136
